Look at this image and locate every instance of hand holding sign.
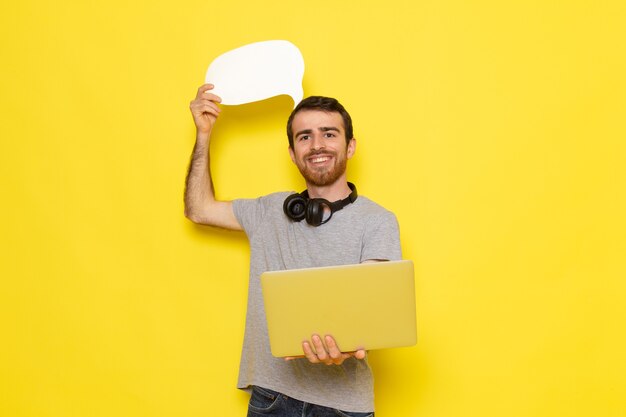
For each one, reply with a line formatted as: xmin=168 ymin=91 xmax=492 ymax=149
xmin=205 ymin=40 xmax=304 ymax=108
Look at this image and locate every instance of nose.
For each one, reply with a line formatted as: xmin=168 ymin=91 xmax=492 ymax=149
xmin=310 ymin=134 xmax=325 ymax=150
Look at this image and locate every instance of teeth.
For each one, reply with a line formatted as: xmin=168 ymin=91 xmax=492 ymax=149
xmin=311 ymin=156 xmax=330 ymax=163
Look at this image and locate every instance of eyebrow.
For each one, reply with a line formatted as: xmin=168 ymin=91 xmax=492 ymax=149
xmin=295 ymin=127 xmax=341 ymax=137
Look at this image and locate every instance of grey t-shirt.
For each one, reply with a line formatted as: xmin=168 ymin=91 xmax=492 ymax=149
xmin=232 ymin=191 xmax=402 ymax=412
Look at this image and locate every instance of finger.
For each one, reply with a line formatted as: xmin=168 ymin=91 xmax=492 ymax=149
xmin=284 ymin=355 xmax=305 ymax=361
xmin=353 ymin=349 xmax=367 ymax=360
xmin=302 ymin=341 xmax=320 ymax=364
xmin=202 ymin=92 xmax=222 ymax=103
xmin=196 ymin=83 xmax=214 ymax=98
xmin=311 ymin=335 xmax=330 ymax=363
xmin=192 ymin=100 xmax=221 ymax=112
xmin=189 ymin=99 xmax=222 ymax=113
xmin=191 ymin=95 xmax=222 ymax=110
xmin=191 ymin=96 xmax=221 ymax=106
xmin=324 ymin=335 xmax=344 ymax=363
xmin=195 ymin=85 xmax=222 ymax=103
xmin=190 ymin=103 xmax=221 ymax=117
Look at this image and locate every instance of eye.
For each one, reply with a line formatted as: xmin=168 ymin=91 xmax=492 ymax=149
xmin=299 ymin=135 xmax=310 ymax=141
xmin=324 ymin=132 xmax=336 ymax=138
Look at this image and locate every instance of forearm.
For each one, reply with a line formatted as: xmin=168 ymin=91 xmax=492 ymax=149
xmin=183 ymin=132 xmax=242 ymax=230
xmin=184 ymin=133 xmax=214 ymax=221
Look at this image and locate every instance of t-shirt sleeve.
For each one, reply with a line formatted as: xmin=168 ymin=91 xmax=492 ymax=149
xmin=361 ymin=211 xmax=402 ymax=262
xmin=232 ymin=197 xmax=267 ymax=239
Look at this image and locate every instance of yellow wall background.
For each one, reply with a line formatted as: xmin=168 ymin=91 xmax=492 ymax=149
xmin=1 ymin=1 xmax=625 ymax=416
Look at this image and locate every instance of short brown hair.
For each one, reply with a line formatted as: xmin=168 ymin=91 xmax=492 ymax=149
xmin=286 ymin=96 xmax=354 ymax=149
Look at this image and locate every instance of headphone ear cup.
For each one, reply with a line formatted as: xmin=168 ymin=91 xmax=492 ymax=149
xmin=305 ymin=199 xmax=324 ymax=226
xmin=283 ymin=193 xmax=307 ymax=222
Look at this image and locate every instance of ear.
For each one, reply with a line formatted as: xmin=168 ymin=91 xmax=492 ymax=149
xmin=347 ymin=138 xmax=356 ymax=159
xmin=288 ymin=146 xmax=296 ymax=164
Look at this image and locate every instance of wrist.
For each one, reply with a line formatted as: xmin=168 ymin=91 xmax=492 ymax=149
xmin=196 ymin=130 xmax=211 ymax=143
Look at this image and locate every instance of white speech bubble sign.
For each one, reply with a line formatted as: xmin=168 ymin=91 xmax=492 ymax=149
xmin=205 ymin=40 xmax=304 ymax=108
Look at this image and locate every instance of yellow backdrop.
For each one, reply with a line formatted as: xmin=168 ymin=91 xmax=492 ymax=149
xmin=1 ymin=1 xmax=625 ymax=416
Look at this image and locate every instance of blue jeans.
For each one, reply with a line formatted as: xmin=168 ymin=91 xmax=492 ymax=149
xmin=247 ymin=386 xmax=374 ymax=417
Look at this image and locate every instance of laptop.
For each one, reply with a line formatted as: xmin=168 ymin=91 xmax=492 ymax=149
xmin=260 ymin=260 xmax=417 ymax=357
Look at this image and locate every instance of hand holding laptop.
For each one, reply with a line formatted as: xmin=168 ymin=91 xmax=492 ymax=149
xmin=285 ymin=334 xmax=366 ymax=365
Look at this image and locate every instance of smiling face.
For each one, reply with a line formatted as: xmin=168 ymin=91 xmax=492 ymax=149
xmin=288 ymin=110 xmax=356 ymax=187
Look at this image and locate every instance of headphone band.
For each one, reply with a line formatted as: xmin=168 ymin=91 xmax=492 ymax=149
xmin=283 ymin=182 xmax=358 ymax=226
xmin=300 ymin=182 xmax=358 ymax=212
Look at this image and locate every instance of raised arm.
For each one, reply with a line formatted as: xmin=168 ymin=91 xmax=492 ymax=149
xmin=184 ymin=84 xmax=242 ymax=230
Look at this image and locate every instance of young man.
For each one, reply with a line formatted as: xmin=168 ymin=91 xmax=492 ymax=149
xmin=185 ymin=84 xmax=401 ymax=416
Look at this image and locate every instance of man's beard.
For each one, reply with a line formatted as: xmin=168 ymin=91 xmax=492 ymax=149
xmin=296 ymin=151 xmax=347 ymax=187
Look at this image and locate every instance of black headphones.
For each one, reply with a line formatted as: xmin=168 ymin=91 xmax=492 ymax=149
xmin=283 ymin=182 xmax=358 ymax=226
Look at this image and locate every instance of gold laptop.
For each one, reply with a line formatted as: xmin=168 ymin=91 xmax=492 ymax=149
xmin=260 ymin=260 xmax=417 ymax=357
